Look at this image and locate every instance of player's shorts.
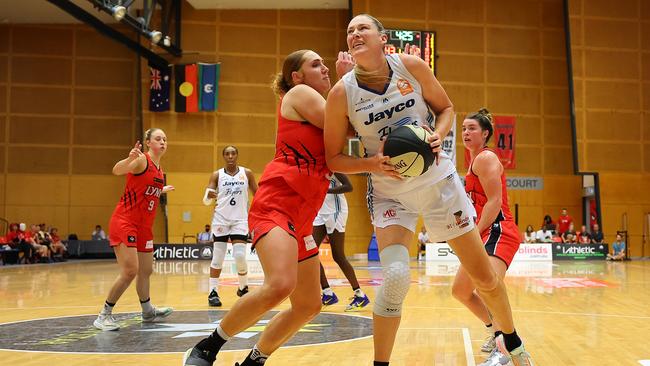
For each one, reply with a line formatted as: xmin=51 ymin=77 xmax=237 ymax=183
xmin=211 ymin=219 xmax=248 ymax=238
xmin=368 ymin=172 xmax=476 ymax=243
xmin=109 ymin=215 xmax=154 ymax=253
xmin=249 ymin=176 xmax=328 ymax=262
xmin=482 ymin=219 xmax=521 ymax=267
xmin=313 ymin=210 xmax=348 ymax=234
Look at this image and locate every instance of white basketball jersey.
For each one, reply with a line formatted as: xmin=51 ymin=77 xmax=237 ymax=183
xmin=318 ymin=176 xmax=349 ymax=216
xmin=342 ymin=54 xmax=455 ymax=195
xmin=214 ymin=167 xmax=249 ymax=223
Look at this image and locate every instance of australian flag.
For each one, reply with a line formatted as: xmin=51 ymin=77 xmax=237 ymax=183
xmin=149 ymin=63 xmax=171 ymax=112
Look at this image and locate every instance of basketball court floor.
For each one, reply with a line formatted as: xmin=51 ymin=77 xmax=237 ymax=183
xmin=0 ymin=258 xmax=649 ymax=365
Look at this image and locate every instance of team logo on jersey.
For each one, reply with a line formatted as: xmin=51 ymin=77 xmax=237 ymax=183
xmin=449 ymin=210 xmax=470 ymax=229
xmin=153 ymin=177 xmax=164 ymax=184
xmin=0 ymin=311 xmax=372 ymax=353
xmin=362 ymin=98 xmax=416 ymax=125
xmin=383 ymin=208 xmax=397 ymax=219
xmin=382 ymin=97 xmax=389 ymax=104
xmin=397 ymin=79 xmax=414 ymax=95
xmin=128 ymin=235 xmax=136 ymax=243
xmin=287 ymin=222 xmax=296 ymax=232
xmin=355 ymin=96 xmax=371 ymax=106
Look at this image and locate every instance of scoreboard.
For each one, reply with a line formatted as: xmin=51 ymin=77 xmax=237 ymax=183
xmin=384 ymin=29 xmax=436 ymax=75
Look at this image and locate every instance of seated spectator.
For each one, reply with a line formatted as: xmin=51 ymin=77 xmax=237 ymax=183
xmin=542 ymin=214 xmax=556 ymax=233
xmin=6 ymin=223 xmax=33 ymax=264
xmin=197 ymin=224 xmax=212 ymax=244
xmin=49 ymin=227 xmax=67 ymax=261
xmin=417 ymin=226 xmax=429 ymax=260
xmin=591 ymin=223 xmax=604 ymax=244
xmin=577 ymin=225 xmax=592 ymax=244
xmin=557 ymin=208 xmax=573 ymax=237
xmin=30 ymin=224 xmax=50 ymax=261
xmin=91 ymin=225 xmax=107 ymax=241
xmin=524 ymin=225 xmax=537 ymax=243
xmin=536 ymin=225 xmax=553 ymax=243
xmin=562 ymin=223 xmax=577 ymax=244
xmin=607 ymin=234 xmax=626 ymax=261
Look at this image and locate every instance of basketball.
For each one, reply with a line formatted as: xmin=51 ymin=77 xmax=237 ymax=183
xmin=383 ymin=125 xmax=435 ymax=177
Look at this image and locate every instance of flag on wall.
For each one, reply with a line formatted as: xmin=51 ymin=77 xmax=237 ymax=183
xmin=149 ymin=63 xmax=171 ymax=112
xmin=494 ymin=116 xmax=516 ymax=169
xmin=198 ymin=63 xmax=220 ymax=111
xmin=174 ymin=64 xmax=199 ymax=113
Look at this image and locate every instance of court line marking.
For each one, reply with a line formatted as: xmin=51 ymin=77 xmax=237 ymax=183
xmin=639 ymin=361 xmax=650 ymax=366
xmin=0 ymin=310 xmax=373 ymax=355
xmin=400 ymin=327 xmax=475 ymax=366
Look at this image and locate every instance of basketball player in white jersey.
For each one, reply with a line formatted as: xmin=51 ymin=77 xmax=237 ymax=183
xmin=313 ymin=173 xmax=369 ymax=310
xmin=324 ymin=14 xmax=534 ymax=366
xmin=202 ymin=145 xmax=258 ymax=306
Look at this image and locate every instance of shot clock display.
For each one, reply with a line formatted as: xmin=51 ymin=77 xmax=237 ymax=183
xmin=384 ymin=29 xmax=436 ymax=75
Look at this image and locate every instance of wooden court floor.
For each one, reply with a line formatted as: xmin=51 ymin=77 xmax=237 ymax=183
xmin=0 ymin=258 xmax=649 ymax=365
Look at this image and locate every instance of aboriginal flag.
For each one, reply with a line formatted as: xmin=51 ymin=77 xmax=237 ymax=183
xmin=174 ymin=64 xmax=199 ymax=113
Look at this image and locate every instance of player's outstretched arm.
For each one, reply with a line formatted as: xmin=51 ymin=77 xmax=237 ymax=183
xmin=112 ymin=141 xmax=147 ymax=175
xmin=202 ymin=171 xmax=219 ymax=205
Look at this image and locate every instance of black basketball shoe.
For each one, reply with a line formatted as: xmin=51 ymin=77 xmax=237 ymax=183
xmin=183 ymin=346 xmax=216 ymax=366
xmin=208 ymin=289 xmax=222 ymax=307
xmin=236 ymin=286 xmax=249 ymax=297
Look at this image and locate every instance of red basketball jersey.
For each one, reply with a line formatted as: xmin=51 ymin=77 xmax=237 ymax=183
xmin=111 ymin=153 xmax=164 ymax=228
xmin=465 ymin=148 xmax=515 ymax=230
xmin=259 ymin=101 xmax=331 ymax=198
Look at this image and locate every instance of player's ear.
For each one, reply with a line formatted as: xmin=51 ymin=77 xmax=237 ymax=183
xmin=291 ymin=70 xmax=304 ymax=85
xmin=379 ymin=31 xmax=388 ymax=45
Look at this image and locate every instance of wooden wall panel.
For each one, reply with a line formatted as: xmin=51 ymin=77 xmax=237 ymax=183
xmin=542 ymin=117 xmax=572 ymax=146
xmin=69 ymin=175 xmax=124 ymax=206
xmin=279 ymin=10 xmax=340 ymax=28
xmin=432 ymin=24 xmax=484 ymax=54
xmin=0 ymin=87 xmax=5 ymax=113
xmin=220 ymin=10 xmax=277 ymax=25
xmin=216 ymin=115 xmax=276 ymax=144
xmin=367 ymin=0 xmax=426 ymax=19
xmin=163 ymin=145 xmax=213 ymax=173
xmin=487 ymin=28 xmax=540 ymax=56
xmin=487 ymin=57 xmax=541 ymax=85
xmin=584 ymin=111 xmax=641 ymax=141
xmin=74 ymin=89 xmax=133 ymax=117
xmin=441 ymin=84 xmax=484 ymax=114
xmin=5 ymin=174 xmax=70 ymax=205
xmin=68 ymin=206 xmax=115 ymax=240
xmin=437 ymin=55 xmax=484 ymax=83
xmin=584 ymin=81 xmax=640 ymax=110
xmin=544 ymin=147 xmax=573 ymax=174
xmin=73 ymin=118 xmax=134 ymax=146
xmin=71 ymin=148 xmax=125 ymax=174
xmin=586 ymin=143 xmax=642 ymax=172
xmin=12 ymin=27 xmax=73 ymax=55
xmin=10 ymin=86 xmax=71 ymax=114
xmin=8 ymin=147 xmax=69 ymax=174
xmin=153 ymin=113 xmax=215 ymax=143
xmin=181 ymin=24 xmax=217 ymax=53
xmin=584 ymin=50 xmax=639 ymax=79
xmin=75 ymin=29 xmax=133 ymax=59
xmin=516 ymin=116 xmax=542 ymax=145
xmin=0 ymin=56 xmax=7 ymax=83
xmin=583 ymin=19 xmax=638 ymax=49
xmin=542 ymin=30 xmax=566 ymax=57
xmin=0 ymin=26 xmax=8 ymax=52
xmin=76 ymin=60 xmax=134 ymax=88
xmin=584 ymin=0 xmax=638 ymax=18
xmin=427 ymin=0 xmax=483 ymax=23
xmin=486 ymin=0 xmax=540 ymax=26
xmin=219 ymin=55 xmax=276 ymax=84
xmin=487 ymin=86 xmax=541 ymax=114
xmin=9 ymin=116 xmax=70 ymax=144
xmin=11 ymin=56 xmax=72 ymax=85
xmin=219 ymin=26 xmax=277 ymax=54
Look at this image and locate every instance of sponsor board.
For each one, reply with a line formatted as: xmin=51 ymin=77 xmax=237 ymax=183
xmin=552 ymin=244 xmax=608 ymax=260
xmin=425 ymin=243 xmax=552 ymax=262
xmin=153 ymin=243 xmax=260 ymax=261
xmin=425 ymin=261 xmax=553 ymax=277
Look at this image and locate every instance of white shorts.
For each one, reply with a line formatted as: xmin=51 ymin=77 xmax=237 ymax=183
xmin=211 ymin=221 xmax=248 ymax=238
xmin=368 ymin=172 xmax=476 ymax=243
xmin=313 ymin=210 xmax=348 ymax=234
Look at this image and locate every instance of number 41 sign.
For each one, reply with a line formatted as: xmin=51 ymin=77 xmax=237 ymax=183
xmin=494 ymin=115 xmax=516 ymax=169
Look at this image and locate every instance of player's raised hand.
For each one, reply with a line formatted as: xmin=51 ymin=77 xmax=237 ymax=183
xmin=404 ymin=43 xmax=421 ymax=57
xmin=335 ymin=51 xmax=355 ymax=79
xmin=128 ymin=141 xmax=144 ymax=160
xmin=162 ymin=185 xmax=175 ymax=193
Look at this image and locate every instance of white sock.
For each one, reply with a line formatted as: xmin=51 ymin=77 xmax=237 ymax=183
xmin=238 ymin=273 xmax=248 ymax=290
xmin=216 ymin=324 xmax=231 ymax=340
xmin=101 ymin=301 xmax=115 ymax=315
xmin=322 ymin=287 xmax=334 ymax=296
xmin=140 ymin=298 xmax=154 ymax=314
xmin=209 ymin=277 xmax=219 ymax=292
xmin=486 ymin=323 xmax=494 ymax=334
xmin=354 ymin=288 xmax=365 ymax=297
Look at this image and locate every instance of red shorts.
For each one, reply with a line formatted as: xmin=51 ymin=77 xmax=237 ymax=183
xmin=481 ymin=220 xmax=520 ymax=267
xmin=249 ymin=176 xmax=328 ymax=262
xmin=109 ymin=215 xmax=154 ymax=253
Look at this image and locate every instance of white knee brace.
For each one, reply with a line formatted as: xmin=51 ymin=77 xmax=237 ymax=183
xmin=232 ymin=242 xmax=248 ymax=275
xmin=373 ymin=245 xmax=411 ymax=317
xmin=211 ymin=242 xmax=227 ymax=269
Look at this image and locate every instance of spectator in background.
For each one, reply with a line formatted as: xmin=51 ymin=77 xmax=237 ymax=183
xmin=542 ymin=214 xmax=556 ymax=233
xmin=557 ymin=208 xmax=573 ymax=236
xmin=91 ymin=225 xmax=107 ymax=241
xmin=562 ymin=223 xmax=577 ymax=244
xmin=30 ymin=224 xmax=50 ymax=261
xmin=6 ymin=223 xmax=33 ymax=264
xmin=197 ymin=224 xmax=212 ymax=244
xmin=524 ymin=225 xmax=537 ymax=243
xmin=36 ymin=223 xmax=53 ymax=260
xmin=591 ymin=223 xmax=604 ymax=244
xmin=577 ymin=225 xmax=592 ymax=244
xmin=417 ymin=226 xmax=429 ymax=260
xmin=607 ymin=234 xmax=626 ymax=261
xmin=536 ymin=224 xmax=553 ymax=243
xmin=49 ymin=227 xmax=67 ymax=261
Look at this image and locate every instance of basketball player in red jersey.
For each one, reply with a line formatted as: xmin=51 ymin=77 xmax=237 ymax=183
xmin=454 ymin=108 xmax=523 ymax=365
xmin=183 ymin=50 xmax=353 ymax=366
xmin=93 ymin=128 xmax=175 ymax=331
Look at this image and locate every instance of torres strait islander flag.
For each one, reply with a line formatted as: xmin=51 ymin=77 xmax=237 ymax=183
xmin=174 ymin=64 xmax=199 ymax=113
xmin=198 ymin=63 xmax=220 ymax=111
